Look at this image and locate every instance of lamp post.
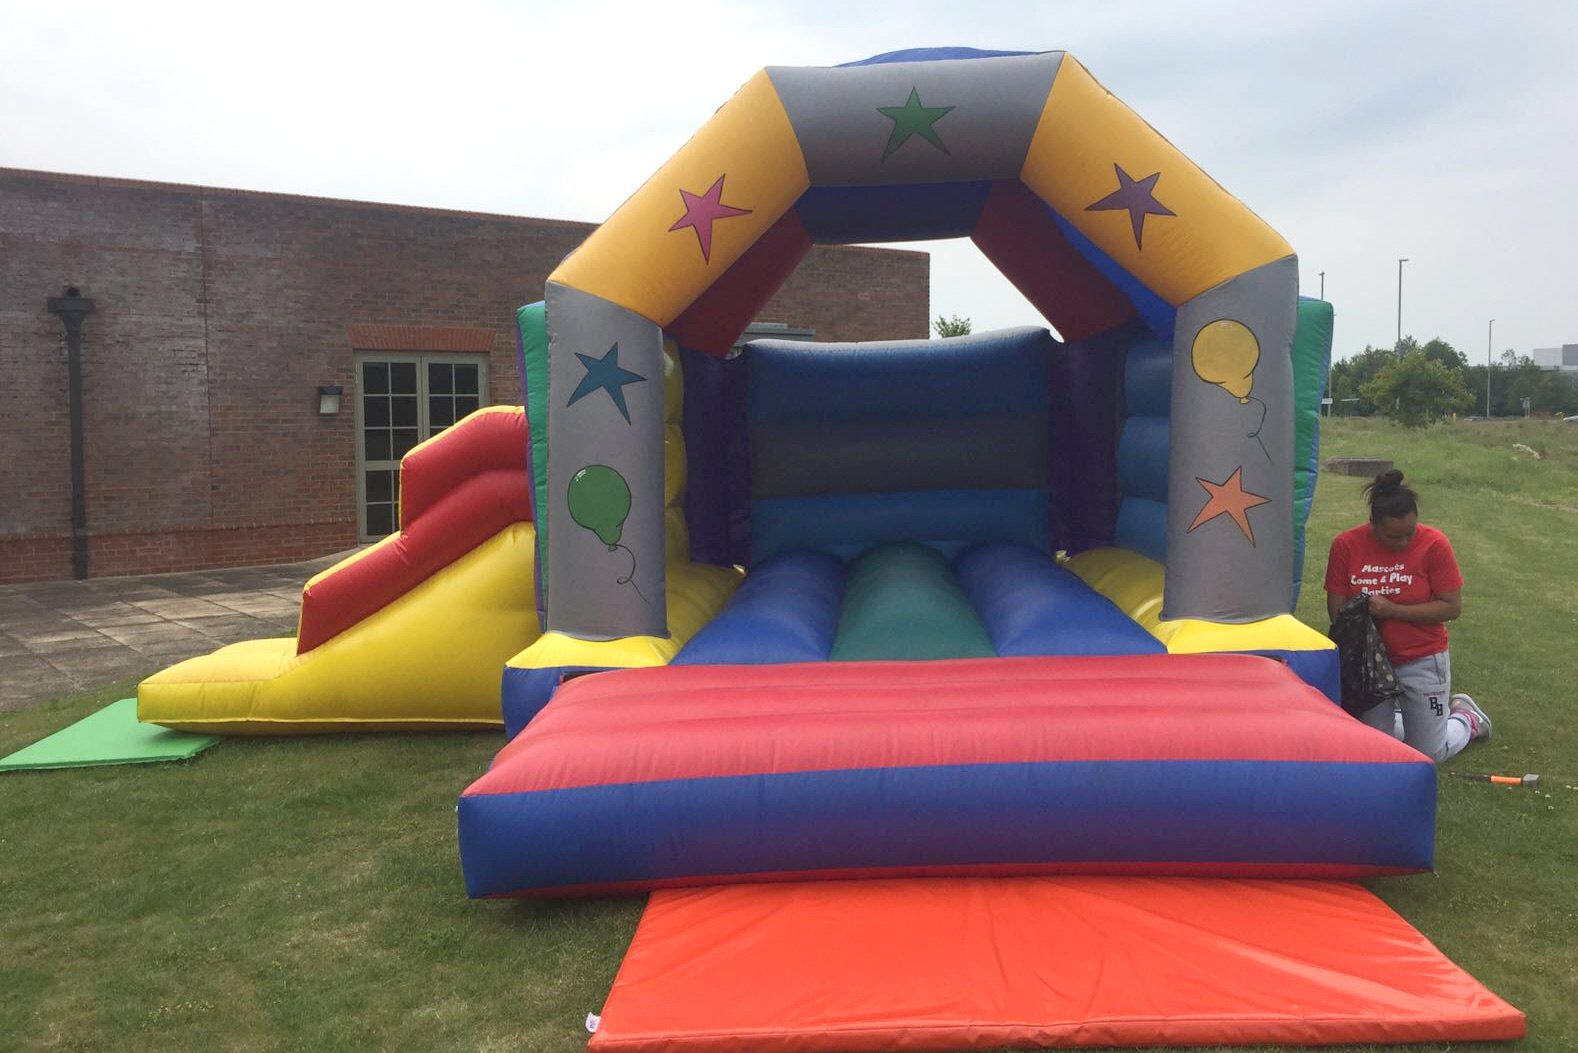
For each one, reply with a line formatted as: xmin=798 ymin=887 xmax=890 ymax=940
xmin=1318 ymin=271 xmax=1325 ymax=299
xmin=1396 ymin=258 xmax=1409 ymax=352
xmin=1487 ymin=319 xmax=1494 ymax=418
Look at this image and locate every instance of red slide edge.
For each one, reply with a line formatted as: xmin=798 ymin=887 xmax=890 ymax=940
xmin=296 ymin=409 xmax=532 ymax=654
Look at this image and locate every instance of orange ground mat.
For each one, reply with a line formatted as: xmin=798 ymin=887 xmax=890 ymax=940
xmin=589 ymin=877 xmax=1524 ymax=1052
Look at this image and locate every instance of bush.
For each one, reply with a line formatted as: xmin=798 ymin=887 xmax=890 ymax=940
xmin=1360 ymin=350 xmax=1473 ymax=428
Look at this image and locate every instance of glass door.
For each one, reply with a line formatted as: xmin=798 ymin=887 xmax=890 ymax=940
xmin=355 ymin=354 xmax=488 ymax=540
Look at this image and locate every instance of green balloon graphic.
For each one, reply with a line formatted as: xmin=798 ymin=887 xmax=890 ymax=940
xmin=567 ymin=465 xmax=631 ymax=549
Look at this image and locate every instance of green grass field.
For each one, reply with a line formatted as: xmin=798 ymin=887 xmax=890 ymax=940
xmin=3 ymin=418 xmax=1575 ymax=1053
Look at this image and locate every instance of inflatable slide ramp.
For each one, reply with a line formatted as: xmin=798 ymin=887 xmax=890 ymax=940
xmin=139 ymin=406 xmax=539 ymax=733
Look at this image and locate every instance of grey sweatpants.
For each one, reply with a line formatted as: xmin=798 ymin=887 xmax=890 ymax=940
xmin=1360 ymin=649 xmax=1471 ymax=762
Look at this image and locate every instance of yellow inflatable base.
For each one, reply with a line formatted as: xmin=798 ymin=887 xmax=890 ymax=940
xmin=1066 ymin=547 xmax=1334 ymax=655
xmin=507 ymin=560 xmax=742 ymax=673
xmin=138 ymin=523 xmax=540 ymax=734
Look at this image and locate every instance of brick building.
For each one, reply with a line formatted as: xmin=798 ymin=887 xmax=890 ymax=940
xmin=0 ymin=168 xmax=929 ymax=583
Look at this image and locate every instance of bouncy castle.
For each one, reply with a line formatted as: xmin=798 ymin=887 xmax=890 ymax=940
xmin=140 ymin=48 xmax=1524 ymax=1050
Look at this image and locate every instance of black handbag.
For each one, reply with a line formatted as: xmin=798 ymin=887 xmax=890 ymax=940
xmin=1328 ymin=593 xmax=1402 ymax=717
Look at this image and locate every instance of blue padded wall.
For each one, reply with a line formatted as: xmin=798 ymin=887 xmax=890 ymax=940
xmin=752 ymin=490 xmax=1049 ymax=563
xmin=1115 ymin=334 xmax=1172 ymax=564
xmin=794 ymin=182 xmax=992 ymax=244
xmin=747 ymin=329 xmax=1054 ymax=564
xmin=1115 ymin=498 xmax=1169 ymax=565
xmin=1117 ymin=417 xmax=1170 ymax=500
xmin=1123 ymin=334 xmax=1173 ymax=415
xmin=1046 ymin=323 xmax=1132 ymax=555
xmin=748 ymin=330 xmax=1049 ymax=423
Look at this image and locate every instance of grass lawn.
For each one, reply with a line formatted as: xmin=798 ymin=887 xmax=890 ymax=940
xmin=3 ymin=417 xmax=1576 ymax=1053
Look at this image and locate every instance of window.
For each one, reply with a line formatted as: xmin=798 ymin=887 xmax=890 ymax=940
xmin=355 ymin=353 xmax=489 ymax=540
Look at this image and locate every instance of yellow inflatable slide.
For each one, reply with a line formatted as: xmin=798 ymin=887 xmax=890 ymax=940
xmin=138 ymin=407 xmax=541 ymax=733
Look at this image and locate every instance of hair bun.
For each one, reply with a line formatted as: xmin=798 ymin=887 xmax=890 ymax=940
xmin=1363 ymin=467 xmax=1417 ymax=520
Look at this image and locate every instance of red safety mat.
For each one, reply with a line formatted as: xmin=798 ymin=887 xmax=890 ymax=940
xmin=589 ymin=877 xmax=1524 ymax=1051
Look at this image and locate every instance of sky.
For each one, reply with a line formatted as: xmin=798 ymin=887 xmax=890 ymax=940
xmin=3 ymin=0 xmax=1575 ymax=361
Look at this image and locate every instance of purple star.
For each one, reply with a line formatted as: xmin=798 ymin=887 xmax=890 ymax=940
xmin=1085 ymin=164 xmax=1176 ymax=249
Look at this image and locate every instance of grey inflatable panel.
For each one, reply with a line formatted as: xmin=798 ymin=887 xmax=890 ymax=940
xmin=749 ymin=415 xmax=1049 ymax=499
xmin=544 ymin=282 xmax=667 ymax=638
xmin=765 ymin=52 xmax=1063 ymax=186
xmin=1163 ymin=256 xmax=1299 ymax=622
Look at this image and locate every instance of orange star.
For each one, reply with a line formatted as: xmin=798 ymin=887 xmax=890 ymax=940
xmin=1187 ymin=467 xmax=1271 ymax=544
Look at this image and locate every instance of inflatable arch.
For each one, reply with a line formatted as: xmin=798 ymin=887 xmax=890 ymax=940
xmin=537 ymin=48 xmax=1316 ymax=646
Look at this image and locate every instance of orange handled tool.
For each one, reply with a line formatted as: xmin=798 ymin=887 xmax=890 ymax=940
xmin=1448 ymin=771 xmax=1539 ymax=788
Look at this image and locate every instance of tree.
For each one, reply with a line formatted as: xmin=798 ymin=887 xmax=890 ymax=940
xmin=1542 ymin=371 xmax=1578 ymax=415
xmin=1360 ymin=350 xmax=1473 ymax=427
xmin=1490 ymin=352 xmax=1578 ymax=416
xmin=1463 ymin=364 xmax=1489 ymax=415
xmin=933 ymin=314 xmax=972 ymax=338
xmin=1327 ymin=344 xmax=1398 ymax=415
xmin=1329 ymin=336 xmax=1473 ymax=416
xmin=1418 ymin=337 xmax=1467 ymax=371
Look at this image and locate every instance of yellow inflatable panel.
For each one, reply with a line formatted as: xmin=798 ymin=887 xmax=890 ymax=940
xmin=549 ymin=70 xmax=809 ymax=327
xmin=663 ymin=339 xmax=684 ymax=420
xmin=665 ymin=509 xmax=692 ymax=567
xmin=138 ymin=523 xmax=541 ymax=733
xmin=508 ymin=560 xmax=741 ymax=672
xmin=1063 ymin=546 xmax=1167 ymax=632
xmin=1067 ymin=547 xmax=1332 ymax=654
xmin=1022 ymin=56 xmax=1294 ymax=306
xmin=664 ymin=424 xmax=687 ymax=506
xmin=1155 ymin=614 xmax=1333 ymax=656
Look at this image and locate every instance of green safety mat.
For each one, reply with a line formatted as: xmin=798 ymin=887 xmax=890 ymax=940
xmin=0 ymin=698 xmax=220 ymax=772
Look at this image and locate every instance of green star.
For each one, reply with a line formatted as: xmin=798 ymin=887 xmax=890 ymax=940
xmin=876 ymin=87 xmax=953 ymax=161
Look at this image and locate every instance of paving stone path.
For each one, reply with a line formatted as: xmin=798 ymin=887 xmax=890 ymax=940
xmin=0 ymin=552 xmax=352 ymax=714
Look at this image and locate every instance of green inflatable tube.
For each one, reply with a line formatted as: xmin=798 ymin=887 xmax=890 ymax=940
xmin=831 ymin=542 xmax=997 ymax=662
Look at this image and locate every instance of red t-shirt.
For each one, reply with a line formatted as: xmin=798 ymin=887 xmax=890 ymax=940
xmin=1324 ymin=523 xmax=1464 ymax=663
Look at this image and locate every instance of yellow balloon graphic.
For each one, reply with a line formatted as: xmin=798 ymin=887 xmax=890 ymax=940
xmin=1191 ymin=319 xmax=1260 ymax=403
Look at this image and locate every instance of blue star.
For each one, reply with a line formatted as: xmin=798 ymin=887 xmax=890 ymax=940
xmin=567 ymin=343 xmax=646 ymax=423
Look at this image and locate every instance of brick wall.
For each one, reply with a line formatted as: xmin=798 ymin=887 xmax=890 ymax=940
xmin=0 ymin=168 xmax=929 ymax=583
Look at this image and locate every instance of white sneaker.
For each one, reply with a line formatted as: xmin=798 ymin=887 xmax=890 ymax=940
xmin=1450 ymin=693 xmax=1492 ymax=743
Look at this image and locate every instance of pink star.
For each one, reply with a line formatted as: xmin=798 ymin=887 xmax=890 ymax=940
xmin=668 ymin=175 xmax=752 ymax=262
